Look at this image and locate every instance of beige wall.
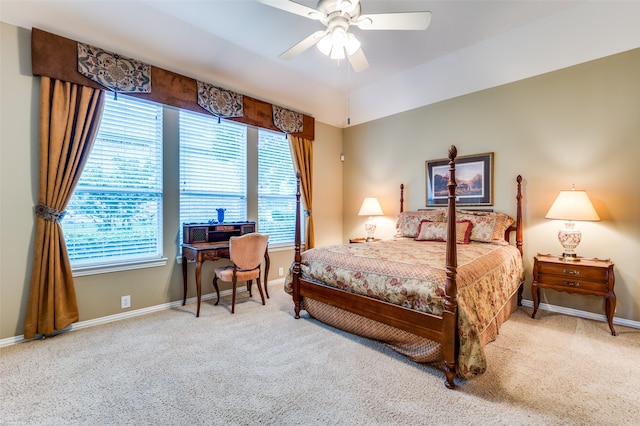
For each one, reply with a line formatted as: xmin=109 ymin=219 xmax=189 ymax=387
xmin=343 ymin=48 xmax=640 ymax=324
xmin=0 ymin=23 xmax=343 ymax=340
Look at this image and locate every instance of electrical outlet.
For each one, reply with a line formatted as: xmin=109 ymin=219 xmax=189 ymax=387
xmin=121 ymin=295 xmax=131 ymax=309
xmin=278 ymin=267 xmax=284 ymax=276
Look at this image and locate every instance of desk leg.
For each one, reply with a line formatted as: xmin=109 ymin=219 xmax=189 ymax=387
xmin=182 ymin=256 xmax=188 ymax=306
xmin=264 ymin=249 xmax=270 ymax=299
xmin=195 ymin=259 xmax=203 ymax=317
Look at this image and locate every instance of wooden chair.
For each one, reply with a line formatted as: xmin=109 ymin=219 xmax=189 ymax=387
xmin=212 ymin=233 xmax=269 ymax=313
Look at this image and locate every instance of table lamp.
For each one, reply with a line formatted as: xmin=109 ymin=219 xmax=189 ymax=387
xmin=358 ymin=197 xmax=383 ymax=241
xmin=545 ymin=186 xmax=600 ymax=261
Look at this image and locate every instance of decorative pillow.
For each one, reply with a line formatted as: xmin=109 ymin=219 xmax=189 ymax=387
xmin=396 ymin=210 xmax=445 ymax=238
xmin=490 ymin=213 xmax=515 ymax=241
xmin=455 ymin=219 xmax=474 ymax=244
xmin=415 ymin=219 xmax=473 ymax=244
xmin=455 ymin=211 xmax=514 ymax=243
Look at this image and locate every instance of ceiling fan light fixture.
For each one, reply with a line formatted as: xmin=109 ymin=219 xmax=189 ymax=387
xmin=330 ymin=45 xmax=346 ymax=60
xmin=331 ymin=27 xmax=347 ymax=45
xmin=345 ymin=33 xmax=361 ymax=55
xmin=316 ymin=34 xmax=333 ymax=55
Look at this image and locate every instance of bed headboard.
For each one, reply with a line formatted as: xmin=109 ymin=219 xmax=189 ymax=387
xmin=398 ymin=173 xmax=523 ymax=256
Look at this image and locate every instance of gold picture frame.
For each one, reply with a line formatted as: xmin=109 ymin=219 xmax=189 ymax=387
xmin=426 ymin=152 xmax=494 ymax=206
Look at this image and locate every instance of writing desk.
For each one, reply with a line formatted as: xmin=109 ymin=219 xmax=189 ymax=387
xmin=181 ymin=242 xmax=270 ymax=317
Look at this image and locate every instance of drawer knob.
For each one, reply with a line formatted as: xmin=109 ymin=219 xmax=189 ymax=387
xmin=563 ymin=280 xmax=581 ymax=287
xmin=563 ymin=269 xmax=580 ymax=275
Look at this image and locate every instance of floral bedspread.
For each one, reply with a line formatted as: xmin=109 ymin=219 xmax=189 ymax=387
xmin=285 ymin=238 xmax=524 ymax=378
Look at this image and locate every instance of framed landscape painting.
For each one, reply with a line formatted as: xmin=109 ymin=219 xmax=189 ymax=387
xmin=426 ymin=152 xmax=494 ymax=206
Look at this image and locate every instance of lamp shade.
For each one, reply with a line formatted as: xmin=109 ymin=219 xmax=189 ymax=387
xmin=545 ymin=189 xmax=600 ymax=222
xmin=358 ymin=197 xmax=383 ymax=216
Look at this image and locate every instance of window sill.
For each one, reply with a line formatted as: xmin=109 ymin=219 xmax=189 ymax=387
xmin=72 ymin=257 xmax=169 ymax=277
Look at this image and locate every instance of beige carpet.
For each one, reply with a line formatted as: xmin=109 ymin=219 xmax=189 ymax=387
xmin=1 ymin=286 xmax=638 ymax=425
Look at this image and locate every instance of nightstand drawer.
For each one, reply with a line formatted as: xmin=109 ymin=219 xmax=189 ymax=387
xmin=537 ymin=262 xmax=607 ymax=281
xmin=536 ymin=274 xmax=607 ymax=294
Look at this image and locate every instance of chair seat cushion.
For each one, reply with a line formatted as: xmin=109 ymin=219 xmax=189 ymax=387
xmin=215 ymin=265 xmax=260 ymax=282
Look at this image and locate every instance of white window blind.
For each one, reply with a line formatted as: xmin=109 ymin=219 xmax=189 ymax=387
xmin=179 ymin=110 xmax=247 ymax=240
xmin=62 ymin=95 xmax=164 ymax=269
xmin=258 ymin=129 xmax=298 ymax=245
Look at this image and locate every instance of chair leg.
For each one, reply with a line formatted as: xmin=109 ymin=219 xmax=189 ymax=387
xmin=264 ymin=250 xmax=270 ymax=299
xmin=212 ymin=276 xmax=220 ymax=305
xmin=255 ymin=271 xmax=265 ymax=305
xmin=264 ymin=276 xmax=269 ymax=299
xmin=231 ymin=275 xmax=237 ymax=314
xmin=247 ymin=279 xmax=252 ymax=297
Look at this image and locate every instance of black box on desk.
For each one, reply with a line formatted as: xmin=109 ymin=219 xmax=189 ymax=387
xmin=183 ymin=222 xmax=256 ymax=244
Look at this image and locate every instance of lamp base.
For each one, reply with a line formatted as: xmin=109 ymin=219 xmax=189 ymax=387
xmin=557 ymin=223 xmax=582 ymax=262
xmin=364 ymin=218 xmax=377 ymax=242
xmin=559 ymin=252 xmax=581 ymax=262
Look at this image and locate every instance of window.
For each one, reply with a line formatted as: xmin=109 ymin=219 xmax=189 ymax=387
xmin=179 ymin=110 xmax=247 ymax=240
xmin=258 ymin=129 xmax=298 ymax=246
xmin=62 ymin=95 xmax=164 ymax=274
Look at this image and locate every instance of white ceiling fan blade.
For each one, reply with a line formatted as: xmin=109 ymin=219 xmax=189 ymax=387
xmin=279 ymin=30 xmax=326 ymax=60
xmin=347 ymin=47 xmax=369 ymax=72
xmin=258 ymin=0 xmax=323 ymax=21
xmin=356 ymin=11 xmax=432 ymax=31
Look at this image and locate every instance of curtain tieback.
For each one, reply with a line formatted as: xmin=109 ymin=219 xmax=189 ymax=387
xmin=305 ymin=209 xmax=311 ymax=217
xmin=35 ymin=203 xmax=67 ymax=222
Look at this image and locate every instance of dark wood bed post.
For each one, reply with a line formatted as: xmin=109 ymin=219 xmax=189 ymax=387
xmin=293 ymin=171 xmax=302 ymax=318
xmin=400 ymin=183 xmax=404 ymax=213
xmin=442 ymin=145 xmax=458 ymax=389
xmin=515 ymin=175 xmax=524 ymax=305
xmin=515 ymin=175 xmax=523 ymax=256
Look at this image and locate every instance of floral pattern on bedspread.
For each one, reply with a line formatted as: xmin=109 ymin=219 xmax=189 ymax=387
xmin=284 ymin=238 xmax=524 ymax=379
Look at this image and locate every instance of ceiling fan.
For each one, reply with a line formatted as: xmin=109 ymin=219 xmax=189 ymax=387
xmin=259 ymin=0 xmax=432 ymax=72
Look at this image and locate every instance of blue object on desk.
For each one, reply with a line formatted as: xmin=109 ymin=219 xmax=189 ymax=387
xmin=216 ymin=208 xmax=226 ymax=223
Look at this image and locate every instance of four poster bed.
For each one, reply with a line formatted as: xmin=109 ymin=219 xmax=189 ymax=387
xmin=285 ymin=146 xmax=524 ymax=389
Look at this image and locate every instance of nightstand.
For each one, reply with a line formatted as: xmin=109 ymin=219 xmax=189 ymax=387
xmin=349 ymin=237 xmax=380 ymax=243
xmin=531 ymin=253 xmax=616 ymax=335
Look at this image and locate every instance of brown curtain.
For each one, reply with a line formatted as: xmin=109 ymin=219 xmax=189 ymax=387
xmin=289 ymin=135 xmax=314 ymax=249
xmin=24 ymin=77 xmax=105 ymax=339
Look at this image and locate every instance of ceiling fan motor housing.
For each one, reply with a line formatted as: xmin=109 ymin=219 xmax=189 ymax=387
xmin=318 ymin=0 xmax=362 ymax=20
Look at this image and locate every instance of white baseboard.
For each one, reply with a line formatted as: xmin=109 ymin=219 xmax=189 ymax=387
xmin=520 ymin=299 xmax=640 ymax=330
xmin=3 ymin=285 xmax=636 ymax=348
xmin=0 ymin=278 xmax=286 ymax=348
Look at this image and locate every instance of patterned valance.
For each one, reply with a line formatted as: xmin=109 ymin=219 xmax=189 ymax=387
xmin=273 ymin=105 xmax=304 ymax=134
xmin=77 ymin=43 xmax=151 ymax=94
xmin=33 ymin=28 xmax=314 ymax=139
xmin=197 ymin=81 xmax=243 ymax=119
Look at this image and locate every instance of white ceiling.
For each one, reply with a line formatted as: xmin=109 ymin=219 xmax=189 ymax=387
xmin=2 ymin=1 xmax=640 ymax=127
